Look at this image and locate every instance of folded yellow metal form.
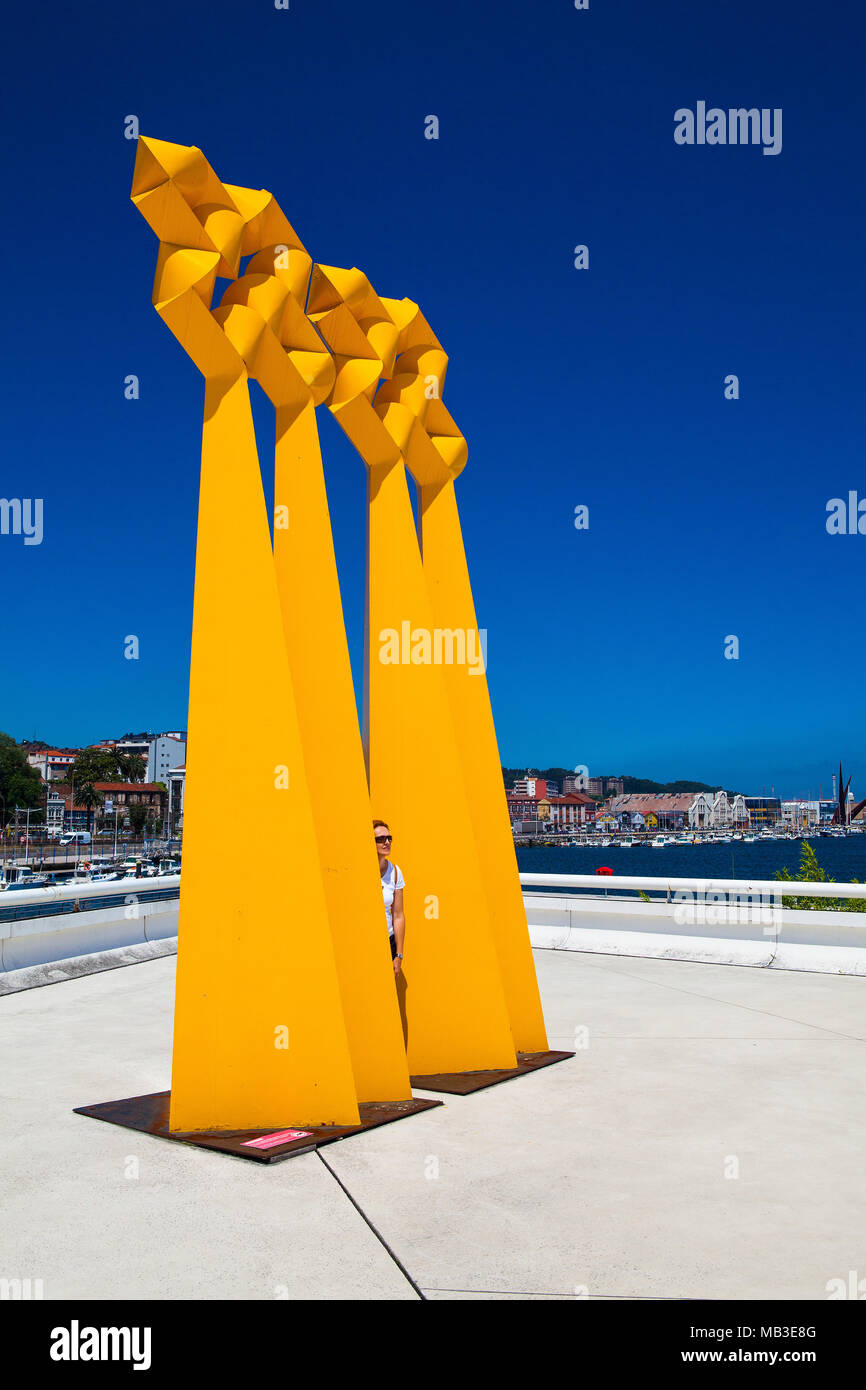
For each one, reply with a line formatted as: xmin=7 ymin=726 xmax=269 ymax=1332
xmin=130 ymin=136 xmax=547 ymax=1131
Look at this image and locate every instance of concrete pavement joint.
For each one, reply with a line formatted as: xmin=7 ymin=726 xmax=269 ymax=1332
xmin=316 ymin=1149 xmax=425 ymax=1300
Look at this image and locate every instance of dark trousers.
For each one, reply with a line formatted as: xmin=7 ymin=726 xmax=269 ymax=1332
xmin=390 ymin=935 xmax=397 ymax=959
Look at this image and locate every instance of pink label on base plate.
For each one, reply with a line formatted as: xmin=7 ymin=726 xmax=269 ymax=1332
xmin=242 ymin=1128 xmax=313 ymax=1150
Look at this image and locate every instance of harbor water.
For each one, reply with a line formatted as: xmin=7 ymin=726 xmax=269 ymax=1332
xmin=516 ymin=837 xmax=866 ymax=884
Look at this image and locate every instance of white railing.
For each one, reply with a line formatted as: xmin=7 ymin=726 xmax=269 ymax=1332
xmin=0 ymin=877 xmax=181 ymax=973
xmin=519 ymin=872 xmax=866 ymax=975
xmin=5 ymin=871 xmax=866 ymax=979
xmin=0 ymin=876 xmax=180 ymax=909
xmin=519 ymin=872 xmax=866 ymax=901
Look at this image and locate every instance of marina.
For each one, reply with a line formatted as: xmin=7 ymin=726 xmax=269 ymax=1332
xmin=516 ymin=832 xmax=866 ymax=887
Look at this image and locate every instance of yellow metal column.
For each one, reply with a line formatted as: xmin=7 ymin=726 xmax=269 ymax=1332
xmin=131 ymin=138 xmax=360 ymax=1130
xmin=310 ymin=267 xmax=517 ymax=1074
xmin=419 ymin=475 xmax=548 ymax=1052
xmin=273 ymin=396 xmax=413 ymax=1100
xmin=215 ymin=248 xmax=413 ymax=1103
xmin=363 ymin=452 xmax=517 ymax=1072
xmin=375 ymin=303 xmax=549 ymax=1053
xmin=172 ymin=370 xmax=360 ymax=1130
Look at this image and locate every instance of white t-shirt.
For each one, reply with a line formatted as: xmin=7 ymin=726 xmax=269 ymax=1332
xmin=381 ymin=861 xmax=404 ymax=937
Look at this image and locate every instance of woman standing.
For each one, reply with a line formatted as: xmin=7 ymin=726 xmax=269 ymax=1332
xmin=374 ymin=820 xmax=405 ymax=975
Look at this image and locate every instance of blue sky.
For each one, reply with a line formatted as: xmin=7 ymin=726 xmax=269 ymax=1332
xmin=2 ymin=0 xmax=863 ymax=799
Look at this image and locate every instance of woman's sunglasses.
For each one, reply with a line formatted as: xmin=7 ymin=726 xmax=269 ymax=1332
xmin=375 ymin=834 xmax=392 ymax=844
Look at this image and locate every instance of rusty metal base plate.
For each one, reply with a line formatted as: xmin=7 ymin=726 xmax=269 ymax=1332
xmin=73 ymin=1091 xmax=442 ymax=1163
xmin=410 ymin=1049 xmax=575 ymax=1095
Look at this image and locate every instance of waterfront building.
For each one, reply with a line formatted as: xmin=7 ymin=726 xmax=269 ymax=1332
xmin=568 ymin=774 xmax=624 ymax=797
xmin=570 ymin=773 xmax=604 ymax=795
xmin=94 ymin=782 xmax=167 ymax=826
xmin=744 ymin=796 xmax=782 ymax=827
xmin=52 ymin=781 xmax=168 ymax=830
xmin=507 ymin=786 xmax=595 ymax=832
xmin=546 ymin=793 xmax=597 ymax=831
xmin=688 ymin=792 xmax=713 ymax=828
xmin=781 ymin=800 xmax=820 ymax=830
xmin=110 ymin=733 xmax=152 ymax=762
xmin=26 ymin=747 xmax=79 ymax=781
xmin=608 ymin=792 xmax=695 ymax=831
xmin=146 ymin=731 xmax=186 ymax=784
xmin=512 ymin=777 xmax=548 ymax=797
xmin=507 ymin=789 xmax=545 ymax=822
xmin=45 ymin=790 xmax=65 ymax=836
xmin=167 ymin=764 xmax=185 ymax=831
xmin=712 ymin=790 xmax=738 ymax=828
xmin=96 ymin=731 xmax=187 ymax=784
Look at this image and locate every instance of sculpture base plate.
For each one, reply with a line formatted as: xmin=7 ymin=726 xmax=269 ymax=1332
xmin=73 ymin=1091 xmax=441 ymax=1163
xmin=410 ymin=1049 xmax=575 ymax=1095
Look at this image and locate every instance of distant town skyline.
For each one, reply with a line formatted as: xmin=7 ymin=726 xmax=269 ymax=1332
xmin=502 ymin=762 xmax=853 ymax=799
xmin=4 ymin=722 xmax=855 ymax=805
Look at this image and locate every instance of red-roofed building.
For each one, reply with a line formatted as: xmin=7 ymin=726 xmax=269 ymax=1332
xmin=547 ymin=793 xmax=597 ymax=832
xmin=507 ymin=786 xmax=596 ymax=832
xmin=52 ymin=781 xmax=167 ymax=830
xmin=26 ymin=748 xmax=79 ymax=782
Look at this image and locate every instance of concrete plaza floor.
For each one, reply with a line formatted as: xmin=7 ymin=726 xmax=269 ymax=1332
xmin=2 ymin=948 xmax=865 ymax=1300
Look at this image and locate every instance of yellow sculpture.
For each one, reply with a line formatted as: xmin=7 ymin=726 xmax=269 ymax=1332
xmin=129 ymin=136 xmax=548 ymax=1131
xmin=216 ymin=247 xmax=412 ymax=1107
xmin=131 ymin=138 xmax=410 ymax=1128
xmin=388 ymin=335 xmax=549 ymax=1056
xmin=309 ymin=268 xmax=548 ymax=1071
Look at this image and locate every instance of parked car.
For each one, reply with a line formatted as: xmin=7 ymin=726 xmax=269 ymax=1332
xmin=59 ymin=831 xmax=92 ymax=846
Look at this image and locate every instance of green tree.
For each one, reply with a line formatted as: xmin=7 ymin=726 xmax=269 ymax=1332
xmin=74 ymin=782 xmax=104 ymax=832
xmin=0 ymin=733 xmax=44 ymax=826
xmin=71 ymin=748 xmax=122 ymax=786
xmin=118 ymin=752 xmax=146 ymax=782
xmin=774 ymin=841 xmax=866 ymax=912
xmin=71 ymin=746 xmax=147 ymax=789
xmin=128 ymin=804 xmax=149 ymax=838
